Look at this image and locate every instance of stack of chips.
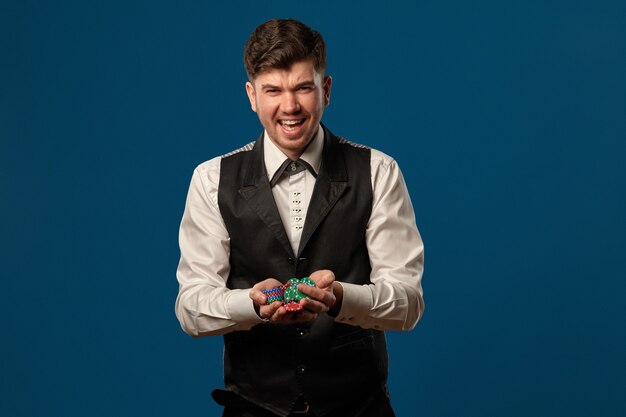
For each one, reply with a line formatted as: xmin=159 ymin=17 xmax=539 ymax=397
xmin=283 ymin=277 xmax=315 ymax=302
xmin=262 ymin=286 xmax=285 ymax=304
xmin=261 ymin=277 xmax=316 ymax=312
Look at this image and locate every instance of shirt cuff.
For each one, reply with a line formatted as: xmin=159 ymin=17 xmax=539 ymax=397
xmin=333 ymin=282 xmax=373 ymax=324
xmin=225 ymin=288 xmax=266 ymax=325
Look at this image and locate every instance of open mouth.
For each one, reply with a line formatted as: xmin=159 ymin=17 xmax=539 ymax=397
xmin=279 ymin=119 xmax=306 ymax=132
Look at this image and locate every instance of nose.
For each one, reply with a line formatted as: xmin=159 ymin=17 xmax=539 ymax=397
xmin=281 ymin=92 xmax=300 ymax=114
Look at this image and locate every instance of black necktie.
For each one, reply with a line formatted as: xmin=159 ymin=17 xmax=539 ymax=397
xmin=270 ymin=159 xmax=318 ymax=187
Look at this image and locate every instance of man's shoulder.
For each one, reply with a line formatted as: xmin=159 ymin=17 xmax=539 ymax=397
xmin=220 ymin=141 xmax=257 ymax=160
xmin=195 ymin=141 xmax=257 ymax=171
xmin=334 ymin=134 xmax=370 ymax=151
xmin=369 ymin=147 xmax=395 ymax=171
xmin=332 ymin=133 xmax=395 ymax=170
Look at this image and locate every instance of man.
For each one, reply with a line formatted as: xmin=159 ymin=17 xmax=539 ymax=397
xmin=176 ymin=18 xmax=424 ymax=417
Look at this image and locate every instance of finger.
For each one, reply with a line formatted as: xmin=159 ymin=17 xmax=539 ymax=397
xmin=300 ymin=298 xmax=329 ymax=314
xmin=249 ymin=290 xmax=267 ymax=306
xmin=270 ymin=307 xmax=294 ymax=323
xmin=270 ymin=305 xmax=317 ymax=323
xmin=297 ymin=284 xmax=326 ymax=299
xmin=298 ymin=284 xmax=335 ymax=307
xmin=259 ymin=301 xmax=282 ymax=319
xmin=309 ymin=270 xmax=335 ymax=289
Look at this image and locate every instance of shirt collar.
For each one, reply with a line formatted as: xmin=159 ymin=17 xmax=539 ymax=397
xmin=264 ymin=125 xmax=324 ymax=181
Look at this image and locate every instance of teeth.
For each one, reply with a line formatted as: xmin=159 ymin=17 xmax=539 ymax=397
xmin=281 ymin=119 xmax=303 ymax=126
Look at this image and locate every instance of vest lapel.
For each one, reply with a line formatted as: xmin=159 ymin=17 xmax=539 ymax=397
xmin=298 ymin=127 xmax=349 ymax=256
xmin=238 ymin=136 xmax=296 ymax=259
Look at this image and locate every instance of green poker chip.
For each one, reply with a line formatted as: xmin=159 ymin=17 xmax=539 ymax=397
xmin=283 ymin=277 xmax=315 ymax=303
xmin=300 ymin=277 xmax=315 ymax=287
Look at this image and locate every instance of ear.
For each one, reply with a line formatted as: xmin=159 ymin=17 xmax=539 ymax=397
xmin=245 ymin=81 xmax=257 ymax=112
xmin=323 ymin=75 xmax=332 ymax=107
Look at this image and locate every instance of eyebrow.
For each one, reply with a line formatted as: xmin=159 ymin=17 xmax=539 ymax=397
xmin=260 ymin=81 xmax=316 ymax=90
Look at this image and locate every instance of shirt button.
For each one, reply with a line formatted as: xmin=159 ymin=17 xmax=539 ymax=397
xmin=297 ymin=365 xmax=306 ymax=374
xmin=297 ymin=328 xmax=306 ymax=336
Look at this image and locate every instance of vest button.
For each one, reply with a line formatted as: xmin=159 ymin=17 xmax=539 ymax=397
xmin=297 ymin=365 xmax=306 ymax=374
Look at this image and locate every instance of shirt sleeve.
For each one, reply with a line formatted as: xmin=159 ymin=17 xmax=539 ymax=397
xmin=333 ymin=152 xmax=425 ymax=331
xmin=175 ymin=161 xmax=265 ymax=337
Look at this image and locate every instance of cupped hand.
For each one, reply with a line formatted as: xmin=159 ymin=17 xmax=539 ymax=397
xmin=249 ymin=278 xmax=318 ymax=324
xmin=298 ymin=269 xmax=338 ymax=315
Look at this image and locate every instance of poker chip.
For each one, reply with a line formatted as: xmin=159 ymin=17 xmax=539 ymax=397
xmin=262 ymin=286 xmax=285 ymax=304
xmin=266 ymin=294 xmax=282 ymax=303
xmin=261 ymin=278 xmax=316 ymax=314
xmin=283 ymin=285 xmax=299 ymax=303
xmin=283 ymin=302 xmax=303 ymax=312
xmin=300 ymin=277 xmax=315 ymax=287
xmin=283 ymin=277 xmax=314 ymax=303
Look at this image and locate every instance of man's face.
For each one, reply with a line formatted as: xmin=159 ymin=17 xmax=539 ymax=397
xmin=246 ymin=60 xmax=332 ymax=159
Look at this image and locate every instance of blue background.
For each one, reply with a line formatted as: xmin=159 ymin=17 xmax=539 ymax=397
xmin=2 ymin=1 xmax=625 ymax=416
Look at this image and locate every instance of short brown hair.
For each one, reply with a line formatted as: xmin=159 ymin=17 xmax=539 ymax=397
xmin=244 ymin=19 xmax=326 ymax=81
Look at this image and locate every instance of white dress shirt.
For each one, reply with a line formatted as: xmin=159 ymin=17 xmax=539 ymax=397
xmin=176 ymin=126 xmax=424 ymax=336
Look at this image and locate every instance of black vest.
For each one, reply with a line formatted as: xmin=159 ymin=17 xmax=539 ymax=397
xmin=218 ymin=126 xmax=388 ymax=417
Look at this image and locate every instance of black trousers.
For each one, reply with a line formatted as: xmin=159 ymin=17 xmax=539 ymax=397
xmin=221 ymin=388 xmax=395 ymax=417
